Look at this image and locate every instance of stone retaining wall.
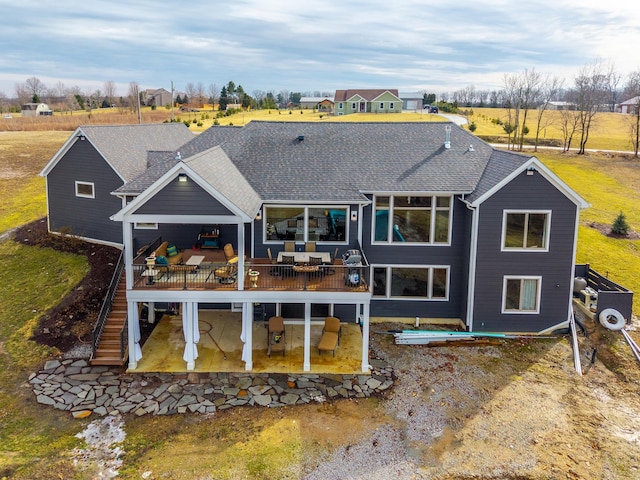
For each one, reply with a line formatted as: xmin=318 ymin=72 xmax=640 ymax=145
xmin=29 ymin=359 xmax=395 ymax=417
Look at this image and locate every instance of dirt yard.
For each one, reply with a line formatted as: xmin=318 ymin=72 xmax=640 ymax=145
xmin=17 ymin=218 xmax=640 ymax=479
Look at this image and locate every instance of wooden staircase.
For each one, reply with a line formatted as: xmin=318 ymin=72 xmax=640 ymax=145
xmin=90 ymin=275 xmax=128 ymax=366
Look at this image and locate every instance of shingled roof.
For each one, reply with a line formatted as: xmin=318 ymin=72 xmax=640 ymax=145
xmin=334 ymin=89 xmax=400 ymax=102
xmin=67 ymin=124 xmax=193 ymax=181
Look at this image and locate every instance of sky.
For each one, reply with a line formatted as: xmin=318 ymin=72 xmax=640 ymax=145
xmin=2 ymin=0 xmax=640 ymax=99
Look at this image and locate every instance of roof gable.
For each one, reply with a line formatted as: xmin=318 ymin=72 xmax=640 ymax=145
xmin=334 ymin=89 xmax=400 ymax=102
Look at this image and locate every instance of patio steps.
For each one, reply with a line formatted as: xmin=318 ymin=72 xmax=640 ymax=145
xmin=90 ymin=277 xmax=128 ymax=366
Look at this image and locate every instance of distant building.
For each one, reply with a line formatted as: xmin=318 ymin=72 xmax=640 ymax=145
xmin=399 ymin=92 xmax=423 ymax=110
xmin=299 ymin=96 xmax=334 ymax=112
xmin=619 ymin=96 xmax=640 ymax=115
xmin=142 ymin=88 xmax=172 ymax=108
xmin=334 ymin=89 xmax=402 ymax=115
xmin=21 ymin=103 xmax=53 ymax=117
xmin=544 ymin=101 xmax=576 ymax=111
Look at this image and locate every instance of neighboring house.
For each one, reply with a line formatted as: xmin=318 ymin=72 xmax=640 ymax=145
xmin=619 ymin=96 xmax=640 ymax=114
xmin=399 ymin=92 xmax=423 ymax=111
xmin=142 ymin=88 xmax=173 ymax=108
xmin=334 ymin=89 xmax=402 ymax=115
xmin=299 ymin=97 xmax=334 ymax=112
xmin=21 ymin=102 xmax=53 ymax=116
xmin=41 ymin=121 xmax=588 ymax=373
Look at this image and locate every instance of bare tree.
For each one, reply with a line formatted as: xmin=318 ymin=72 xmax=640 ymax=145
xmin=127 ymin=81 xmax=141 ymax=121
xmin=184 ymin=83 xmax=196 ymax=107
xmin=195 ymin=82 xmax=206 ymax=107
xmin=103 ymin=81 xmax=117 ymax=106
xmin=558 ymin=108 xmax=580 ymax=152
xmin=25 ymin=76 xmax=47 ymax=101
xmin=14 ymin=82 xmax=30 ymax=106
xmin=502 ymin=73 xmax=524 ymax=150
xmin=208 ymin=83 xmax=219 ymax=105
xmin=624 ymin=70 xmax=640 ymax=158
xmin=571 ymin=60 xmax=615 ymax=154
xmin=532 ymin=75 xmax=563 ymax=151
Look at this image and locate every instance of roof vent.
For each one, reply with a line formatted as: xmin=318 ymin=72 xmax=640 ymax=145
xmin=468 ymin=144 xmax=474 ymax=152
xmin=444 ymin=126 xmax=451 ymax=149
xmin=175 ymin=151 xmax=181 ymax=160
xmin=297 ymin=135 xmax=305 ymax=142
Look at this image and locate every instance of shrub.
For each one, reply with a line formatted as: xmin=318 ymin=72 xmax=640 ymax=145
xmin=468 ymin=122 xmax=477 ymax=132
xmin=611 ymin=211 xmax=630 ymax=235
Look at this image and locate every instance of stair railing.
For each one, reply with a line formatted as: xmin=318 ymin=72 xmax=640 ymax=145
xmin=91 ymin=250 xmax=125 ymax=360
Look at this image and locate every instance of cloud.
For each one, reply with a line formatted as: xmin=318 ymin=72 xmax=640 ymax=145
xmin=1 ymin=0 xmax=639 ymax=97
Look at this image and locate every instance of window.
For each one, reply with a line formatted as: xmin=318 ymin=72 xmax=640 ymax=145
xmin=75 ymin=181 xmax=95 ymax=199
xmin=373 ymin=195 xmax=451 ymax=244
xmin=338 ymin=102 xmax=343 ymax=109
xmin=380 ymin=102 xmax=384 ymax=109
xmin=503 ymin=211 xmax=550 ymax=250
xmin=373 ymin=266 xmax=449 ymax=300
xmin=351 ymin=102 xmax=357 ymax=109
xmin=264 ymin=206 xmax=348 ymax=243
xmin=134 ymin=222 xmax=158 ymax=230
xmin=390 ymin=102 xmax=395 ymax=110
xmin=502 ymin=276 xmax=541 ymax=313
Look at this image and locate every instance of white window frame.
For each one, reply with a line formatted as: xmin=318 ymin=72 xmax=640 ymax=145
xmin=379 ymin=102 xmax=384 ymax=109
xmin=134 ymin=222 xmax=158 ymax=230
xmin=75 ymin=181 xmax=95 ymax=199
xmin=502 ymin=275 xmax=542 ymax=314
xmin=372 ymin=265 xmax=450 ymax=301
xmin=351 ymin=102 xmax=357 ymax=110
xmin=263 ymin=205 xmax=349 ymax=245
xmin=501 ymin=210 xmax=551 ymax=252
xmin=390 ymin=102 xmax=395 ymax=110
xmin=338 ymin=102 xmax=343 ymax=109
xmin=372 ymin=194 xmax=453 ymax=246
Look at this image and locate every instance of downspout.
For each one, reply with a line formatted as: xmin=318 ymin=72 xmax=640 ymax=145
xmin=463 ymin=198 xmax=479 ymax=332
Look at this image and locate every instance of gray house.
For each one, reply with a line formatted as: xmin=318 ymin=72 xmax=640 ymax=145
xmin=41 ymin=121 xmax=588 ymax=372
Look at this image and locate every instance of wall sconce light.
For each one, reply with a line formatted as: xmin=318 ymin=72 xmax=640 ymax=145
xmin=350 ymin=210 xmax=358 ymax=221
xmin=526 ymin=166 xmax=536 ymax=176
xmin=178 ymin=173 xmax=188 ymax=182
xmin=256 ymin=210 xmax=262 ymax=221
xmin=78 ymin=134 xmax=86 ymax=141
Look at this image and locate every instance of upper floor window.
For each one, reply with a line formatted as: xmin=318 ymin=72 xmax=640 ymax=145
xmin=373 ymin=265 xmax=449 ymax=300
xmin=502 ymin=276 xmax=541 ymax=313
xmin=338 ymin=102 xmax=343 ymax=109
xmin=373 ymin=195 xmax=452 ymax=244
xmin=75 ymin=181 xmax=95 ymax=199
xmin=264 ymin=206 xmax=348 ymax=243
xmin=502 ymin=211 xmax=550 ymax=251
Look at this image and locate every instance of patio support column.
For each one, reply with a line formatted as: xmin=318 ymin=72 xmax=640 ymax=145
xmin=182 ymin=301 xmax=199 ymax=371
xmin=303 ymin=302 xmax=311 ymax=371
xmin=241 ymin=302 xmax=253 ymax=370
xmin=361 ymin=302 xmax=371 ymax=373
xmin=237 ymin=223 xmax=245 ymax=290
xmin=127 ymin=301 xmax=142 ymax=370
xmin=147 ymin=302 xmax=155 ymax=324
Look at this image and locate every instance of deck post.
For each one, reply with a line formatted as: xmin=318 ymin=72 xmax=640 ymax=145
xmin=361 ymin=302 xmax=370 ymax=373
xmin=242 ymin=302 xmax=253 ymax=370
xmin=303 ymin=302 xmax=311 ymax=371
xmin=127 ymin=301 xmax=142 ymax=370
xmin=182 ymin=301 xmax=198 ymax=370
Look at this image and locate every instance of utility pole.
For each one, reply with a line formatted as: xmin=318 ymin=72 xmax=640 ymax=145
xmin=137 ymin=84 xmax=142 ymax=124
xmin=171 ymin=80 xmax=175 ymax=121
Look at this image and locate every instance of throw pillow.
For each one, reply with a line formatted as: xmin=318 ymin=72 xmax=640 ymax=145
xmin=155 ymin=255 xmax=169 ymax=265
xmin=166 ymin=244 xmax=179 ymax=257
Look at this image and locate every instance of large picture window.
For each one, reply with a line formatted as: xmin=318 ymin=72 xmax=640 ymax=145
xmin=373 ymin=195 xmax=451 ymax=244
xmin=502 ymin=276 xmax=541 ymax=313
xmin=373 ymin=266 xmax=449 ymax=300
xmin=264 ymin=206 xmax=348 ymax=243
xmin=502 ymin=211 xmax=550 ymax=250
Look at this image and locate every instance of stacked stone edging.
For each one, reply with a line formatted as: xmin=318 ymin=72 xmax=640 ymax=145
xmin=29 ymin=359 xmax=394 ymax=417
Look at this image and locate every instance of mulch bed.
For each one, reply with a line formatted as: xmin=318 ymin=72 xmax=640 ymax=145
xmin=588 ymin=221 xmax=640 ymax=240
xmin=13 ymin=218 xmax=121 ymax=352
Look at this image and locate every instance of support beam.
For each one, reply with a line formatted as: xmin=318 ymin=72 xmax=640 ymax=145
xmin=127 ymin=300 xmax=142 ymax=370
xmin=242 ymin=302 xmax=253 ymax=370
xmin=303 ymin=302 xmax=311 ymax=371
xmin=361 ymin=302 xmax=371 ymax=373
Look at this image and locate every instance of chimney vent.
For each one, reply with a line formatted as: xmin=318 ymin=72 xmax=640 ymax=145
xmin=175 ymin=151 xmax=181 ymax=160
xmin=444 ymin=126 xmax=451 ymax=149
xmin=297 ymin=135 xmax=305 ymax=142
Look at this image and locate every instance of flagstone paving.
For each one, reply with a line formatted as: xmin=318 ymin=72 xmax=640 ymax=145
xmin=29 ymin=359 xmax=394 ymax=417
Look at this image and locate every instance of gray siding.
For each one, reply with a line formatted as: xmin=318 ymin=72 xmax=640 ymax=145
xmin=46 ymin=139 xmax=124 ymax=244
xmin=135 ymin=178 xmax=234 ymax=216
xmin=472 ymin=171 xmax=577 ymax=332
xmin=361 ymin=197 xmax=470 ymax=320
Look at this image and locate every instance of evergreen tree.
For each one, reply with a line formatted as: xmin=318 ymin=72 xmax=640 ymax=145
xmin=612 ymin=211 xmax=630 ymax=235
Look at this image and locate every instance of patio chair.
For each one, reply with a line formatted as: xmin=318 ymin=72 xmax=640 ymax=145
xmin=214 ymin=258 xmax=238 ymax=284
xmin=318 ymin=316 xmax=341 ymax=355
xmin=305 ymin=241 xmax=316 ymax=252
xmin=280 ymin=254 xmax=296 ymax=277
xmin=267 ymin=316 xmax=286 ymax=356
xmin=284 ymin=241 xmax=295 ymax=252
xmin=223 ymin=243 xmax=237 ymax=262
xmin=308 ymin=255 xmax=324 ymax=278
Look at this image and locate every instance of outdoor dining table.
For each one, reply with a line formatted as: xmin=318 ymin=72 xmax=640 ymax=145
xmin=276 ymin=251 xmax=331 ymax=264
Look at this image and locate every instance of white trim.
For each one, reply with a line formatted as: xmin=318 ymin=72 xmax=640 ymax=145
xmin=500 ymin=209 xmax=551 ymax=252
xmin=134 ymin=222 xmax=158 ymax=230
xmin=465 ymin=203 xmax=479 ymax=331
xmin=75 ymin=180 xmax=95 ymax=199
xmin=501 ymin=275 xmax=542 ymax=314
